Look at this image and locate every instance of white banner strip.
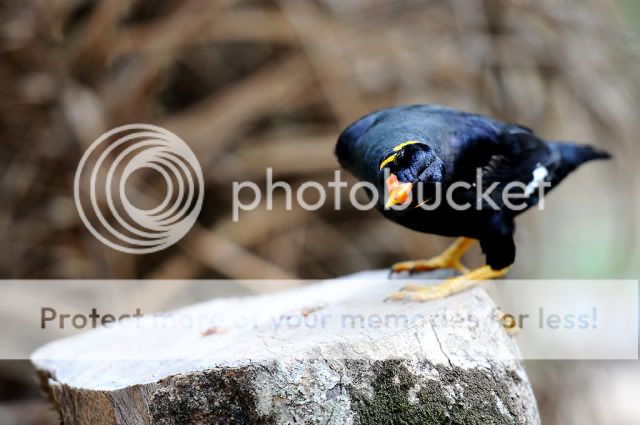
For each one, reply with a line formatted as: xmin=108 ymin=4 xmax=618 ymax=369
xmin=0 ymin=278 xmax=636 ymax=361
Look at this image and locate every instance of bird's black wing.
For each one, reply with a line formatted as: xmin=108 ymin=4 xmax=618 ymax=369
xmin=476 ymin=126 xmax=559 ymax=212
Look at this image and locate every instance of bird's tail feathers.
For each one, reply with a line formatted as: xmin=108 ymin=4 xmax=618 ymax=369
xmin=549 ymin=142 xmax=611 ymax=176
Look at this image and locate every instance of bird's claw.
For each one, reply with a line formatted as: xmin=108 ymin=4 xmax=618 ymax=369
xmin=389 ymin=259 xmax=468 ymax=277
xmin=387 ymin=265 xmax=510 ymax=302
xmin=389 ymin=260 xmax=439 ymax=276
xmin=388 ymin=238 xmax=474 ymax=278
xmin=388 ymin=286 xmax=447 ymax=302
xmin=399 ymin=283 xmax=428 ymax=291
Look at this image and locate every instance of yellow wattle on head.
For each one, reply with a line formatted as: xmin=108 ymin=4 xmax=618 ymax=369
xmin=378 ymin=140 xmax=420 ymax=170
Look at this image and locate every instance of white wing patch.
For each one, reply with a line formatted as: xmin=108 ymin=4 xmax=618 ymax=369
xmin=524 ymin=164 xmax=548 ymax=197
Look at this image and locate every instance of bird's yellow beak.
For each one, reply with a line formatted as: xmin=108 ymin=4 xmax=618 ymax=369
xmin=384 ymin=174 xmax=413 ymax=208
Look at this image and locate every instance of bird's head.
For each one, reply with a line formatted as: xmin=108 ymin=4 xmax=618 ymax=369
xmin=378 ymin=141 xmax=444 ymax=208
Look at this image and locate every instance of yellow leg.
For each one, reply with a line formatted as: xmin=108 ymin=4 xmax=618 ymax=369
xmin=391 ymin=237 xmax=474 ymax=274
xmin=389 ymin=265 xmax=510 ymax=302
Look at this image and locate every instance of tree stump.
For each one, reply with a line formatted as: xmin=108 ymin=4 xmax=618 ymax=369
xmin=32 ymin=270 xmax=540 ymax=424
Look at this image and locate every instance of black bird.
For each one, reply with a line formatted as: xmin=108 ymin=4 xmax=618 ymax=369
xmin=335 ymin=105 xmax=610 ymax=301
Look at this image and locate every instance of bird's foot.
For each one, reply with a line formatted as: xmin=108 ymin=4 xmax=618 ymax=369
xmin=388 ymin=265 xmax=510 ymax=302
xmin=390 ymin=257 xmax=468 ymax=275
xmin=389 ymin=237 xmax=474 ymax=275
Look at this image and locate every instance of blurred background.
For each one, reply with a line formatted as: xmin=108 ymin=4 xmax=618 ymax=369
xmin=0 ymin=0 xmax=638 ymax=424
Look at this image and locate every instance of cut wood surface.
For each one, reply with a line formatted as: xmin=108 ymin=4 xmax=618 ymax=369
xmin=32 ymin=270 xmax=540 ymax=424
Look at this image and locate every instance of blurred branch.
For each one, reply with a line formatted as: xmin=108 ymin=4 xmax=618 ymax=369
xmin=115 ymin=9 xmax=297 ymax=58
xmin=161 ymin=53 xmax=315 ymax=158
xmin=182 ymin=225 xmax=298 ymax=280
xmin=278 ymin=0 xmax=370 ymax=126
xmin=212 ymin=133 xmax=336 ymax=181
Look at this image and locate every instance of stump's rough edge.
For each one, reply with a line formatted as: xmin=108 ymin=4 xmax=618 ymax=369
xmin=40 ymin=357 xmax=538 ymax=425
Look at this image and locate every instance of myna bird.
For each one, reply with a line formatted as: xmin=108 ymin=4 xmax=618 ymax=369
xmin=335 ymin=105 xmax=610 ymax=301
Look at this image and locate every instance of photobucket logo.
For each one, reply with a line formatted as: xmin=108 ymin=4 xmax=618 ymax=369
xmin=232 ymin=168 xmax=551 ymax=221
xmin=74 ymin=124 xmax=203 ymax=254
